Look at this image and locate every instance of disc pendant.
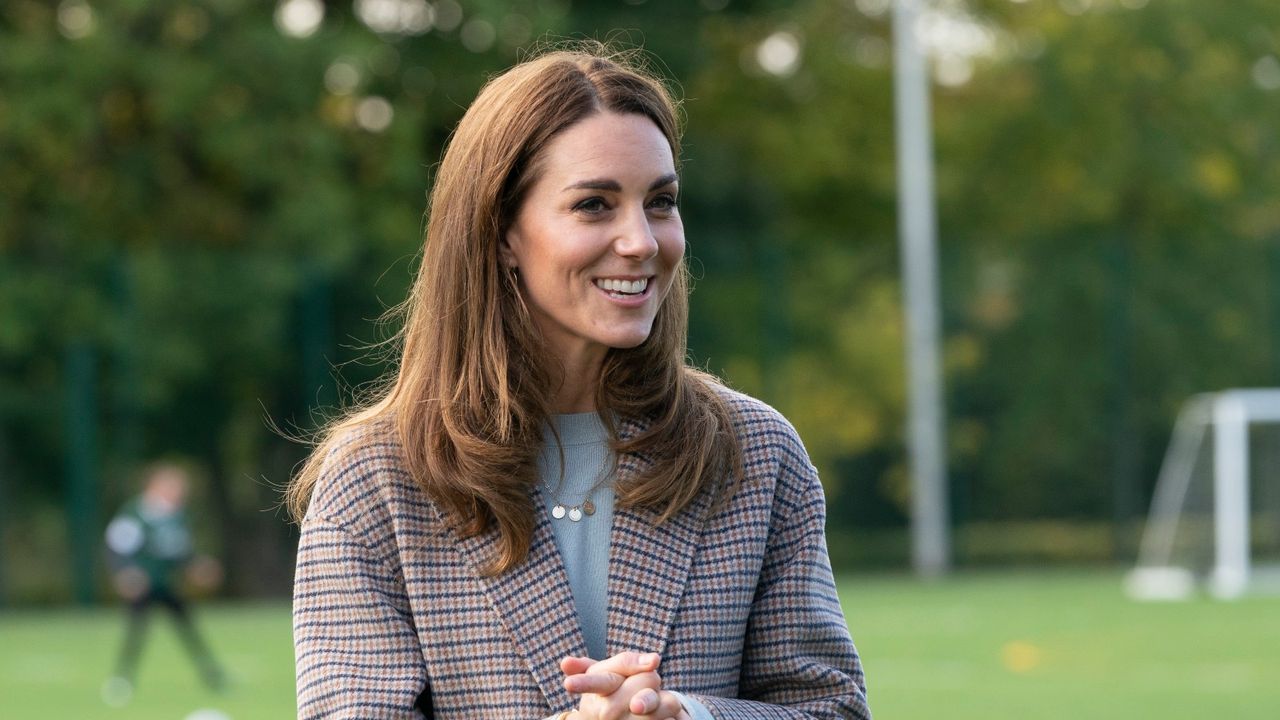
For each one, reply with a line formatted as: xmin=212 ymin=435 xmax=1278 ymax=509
xmin=582 ymin=500 xmax=596 ymax=516
xmin=551 ymin=504 xmax=567 ymax=520
xmin=568 ymin=506 xmax=583 ymax=522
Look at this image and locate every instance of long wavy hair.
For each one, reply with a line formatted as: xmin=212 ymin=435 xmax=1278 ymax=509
xmin=287 ymin=44 xmax=743 ymax=575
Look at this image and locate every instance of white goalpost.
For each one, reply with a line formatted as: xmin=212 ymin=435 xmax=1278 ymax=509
xmin=1127 ymin=388 xmax=1280 ymax=600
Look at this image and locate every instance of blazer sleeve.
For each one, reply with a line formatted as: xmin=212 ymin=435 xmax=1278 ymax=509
xmin=688 ymin=435 xmax=872 ymax=720
xmin=294 ymin=512 xmax=429 ymax=719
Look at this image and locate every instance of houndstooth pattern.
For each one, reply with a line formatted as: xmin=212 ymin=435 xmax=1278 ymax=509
xmin=293 ymin=388 xmax=871 ymax=719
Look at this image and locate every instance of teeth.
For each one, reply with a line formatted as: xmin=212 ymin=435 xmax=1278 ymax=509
xmin=596 ymin=278 xmax=648 ymax=294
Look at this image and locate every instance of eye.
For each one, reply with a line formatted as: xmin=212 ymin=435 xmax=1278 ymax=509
xmin=573 ymin=197 xmax=610 ymax=214
xmin=647 ymin=193 xmax=678 ymax=213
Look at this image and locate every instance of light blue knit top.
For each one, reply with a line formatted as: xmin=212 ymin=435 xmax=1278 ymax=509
xmin=536 ymin=412 xmax=616 ymax=661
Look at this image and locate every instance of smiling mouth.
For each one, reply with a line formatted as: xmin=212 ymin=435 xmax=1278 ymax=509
xmin=594 ymin=277 xmax=650 ymax=297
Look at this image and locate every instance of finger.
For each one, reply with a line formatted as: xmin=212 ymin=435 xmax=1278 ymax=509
xmin=561 ymin=655 xmax=596 ymax=676
xmin=629 ymin=688 xmax=659 ymax=715
xmin=619 ymin=690 xmax=684 ymax=719
xmin=566 ymin=651 xmax=660 ymax=695
xmin=565 ymin=668 xmax=658 ymax=697
xmin=655 ymin=691 xmax=685 ymax=719
xmin=565 ymin=670 xmax=626 ymax=695
xmin=587 ymin=651 xmax=661 ymax=676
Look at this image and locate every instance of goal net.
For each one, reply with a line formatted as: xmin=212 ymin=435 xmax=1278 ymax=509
xmin=1127 ymin=389 xmax=1280 ymax=600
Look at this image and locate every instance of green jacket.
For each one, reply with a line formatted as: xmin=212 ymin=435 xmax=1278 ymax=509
xmin=104 ymin=498 xmax=193 ymax=591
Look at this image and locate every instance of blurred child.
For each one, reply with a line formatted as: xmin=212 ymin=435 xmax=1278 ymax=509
xmin=102 ymin=462 xmax=224 ymax=705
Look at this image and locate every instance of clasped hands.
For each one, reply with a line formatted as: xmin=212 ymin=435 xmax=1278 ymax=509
xmin=558 ymin=651 xmax=691 ymax=720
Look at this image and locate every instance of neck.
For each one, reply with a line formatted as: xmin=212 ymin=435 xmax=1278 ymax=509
xmin=550 ymin=350 xmax=604 ymax=413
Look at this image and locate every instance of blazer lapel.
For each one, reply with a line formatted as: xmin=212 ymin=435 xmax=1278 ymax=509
xmin=606 ymin=418 xmax=714 ymax=657
xmin=448 ymin=501 xmax=585 ymax=712
xmin=440 ymin=413 xmax=714 ymax=710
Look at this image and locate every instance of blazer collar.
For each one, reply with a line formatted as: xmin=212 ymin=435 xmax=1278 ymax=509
xmin=449 ymin=413 xmax=713 ymax=712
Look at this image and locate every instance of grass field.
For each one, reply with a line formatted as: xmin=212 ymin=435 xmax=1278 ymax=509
xmin=1 ymin=569 xmax=1277 ymax=719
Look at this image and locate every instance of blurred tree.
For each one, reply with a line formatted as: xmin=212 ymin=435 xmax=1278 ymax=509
xmin=3 ymin=0 xmax=1279 ymax=598
xmin=0 ymin=0 xmax=529 ymax=598
xmin=939 ymin=0 xmax=1280 ymax=539
xmin=0 ymin=0 xmax=780 ymax=601
xmin=689 ymin=0 xmax=1280 ymax=554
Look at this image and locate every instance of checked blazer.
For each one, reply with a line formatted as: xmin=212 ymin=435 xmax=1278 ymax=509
xmin=293 ymin=389 xmax=871 ymax=719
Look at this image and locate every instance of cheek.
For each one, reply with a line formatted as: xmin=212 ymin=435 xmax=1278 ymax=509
xmin=656 ymin=234 xmax=685 ymax=298
xmin=659 ymin=225 xmax=686 ymax=267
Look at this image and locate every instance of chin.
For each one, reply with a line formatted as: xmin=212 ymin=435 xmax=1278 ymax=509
xmin=606 ymin=337 xmax=650 ymax=350
xmin=602 ymin=327 xmax=656 ymax=350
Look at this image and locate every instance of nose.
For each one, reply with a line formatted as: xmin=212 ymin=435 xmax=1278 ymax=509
xmin=613 ymin=205 xmax=659 ymax=261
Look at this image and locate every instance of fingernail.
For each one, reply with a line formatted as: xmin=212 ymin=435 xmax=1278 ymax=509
xmin=642 ymin=652 xmax=659 ymax=665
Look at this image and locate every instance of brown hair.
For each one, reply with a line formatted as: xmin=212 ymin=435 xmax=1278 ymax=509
xmin=287 ymin=43 xmax=742 ymax=574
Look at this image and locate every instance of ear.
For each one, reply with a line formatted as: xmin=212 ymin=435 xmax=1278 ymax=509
xmin=499 ymin=230 xmax=519 ymax=270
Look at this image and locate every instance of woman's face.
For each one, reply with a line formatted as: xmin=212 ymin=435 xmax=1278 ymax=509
xmin=503 ymin=111 xmax=684 ymax=371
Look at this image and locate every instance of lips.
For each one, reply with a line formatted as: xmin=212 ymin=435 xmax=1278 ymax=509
xmin=594 ymin=277 xmax=649 ymax=296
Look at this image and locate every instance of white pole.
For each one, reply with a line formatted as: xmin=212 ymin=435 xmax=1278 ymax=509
xmin=893 ymin=0 xmax=949 ymax=576
xmin=1210 ymin=393 xmax=1250 ymax=599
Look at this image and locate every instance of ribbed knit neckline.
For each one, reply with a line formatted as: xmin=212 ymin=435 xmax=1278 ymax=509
xmin=544 ymin=411 xmax=610 ymax=447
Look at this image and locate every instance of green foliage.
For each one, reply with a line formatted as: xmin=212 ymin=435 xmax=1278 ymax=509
xmin=3 ymin=0 xmax=1280 ymax=599
xmin=938 ymin=0 xmax=1280 ymax=522
xmin=687 ymin=0 xmax=1280 ymax=529
xmin=0 ymin=0 xmax=547 ymax=600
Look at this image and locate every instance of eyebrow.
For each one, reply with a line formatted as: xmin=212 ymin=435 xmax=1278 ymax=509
xmin=564 ymin=173 xmax=679 ymax=193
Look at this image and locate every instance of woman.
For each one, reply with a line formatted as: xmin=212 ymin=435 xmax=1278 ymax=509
xmin=289 ymin=45 xmax=870 ymax=720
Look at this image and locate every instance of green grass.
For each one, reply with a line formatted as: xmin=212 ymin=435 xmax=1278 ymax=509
xmin=0 ymin=603 xmax=294 ymax=720
xmin=1 ymin=569 xmax=1277 ymax=719
xmin=842 ymin=570 xmax=1280 ymax=719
